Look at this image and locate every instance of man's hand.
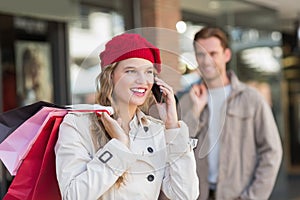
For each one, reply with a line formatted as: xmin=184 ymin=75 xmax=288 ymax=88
xmin=189 ymin=83 xmax=208 ymax=118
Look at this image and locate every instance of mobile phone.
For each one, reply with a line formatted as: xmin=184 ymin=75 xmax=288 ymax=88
xmin=152 ymin=83 xmax=163 ymax=103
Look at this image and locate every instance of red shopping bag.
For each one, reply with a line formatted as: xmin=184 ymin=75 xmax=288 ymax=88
xmin=1 ymin=104 xmax=114 ymax=200
xmin=3 ymin=114 xmax=64 ymax=200
xmin=0 ymin=103 xmax=113 ymax=176
xmin=1 ymin=102 xmax=114 ymax=200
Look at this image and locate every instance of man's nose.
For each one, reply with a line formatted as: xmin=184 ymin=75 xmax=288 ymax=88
xmin=203 ymin=54 xmax=213 ymax=65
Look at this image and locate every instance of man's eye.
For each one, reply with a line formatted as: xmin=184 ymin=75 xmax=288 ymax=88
xmin=196 ymin=52 xmax=205 ymax=58
xmin=210 ymin=52 xmax=217 ymax=57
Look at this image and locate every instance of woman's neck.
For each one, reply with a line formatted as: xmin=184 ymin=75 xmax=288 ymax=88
xmin=116 ymin=103 xmax=137 ymax=134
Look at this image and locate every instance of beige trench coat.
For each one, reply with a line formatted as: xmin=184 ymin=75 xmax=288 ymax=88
xmin=55 ymin=110 xmax=199 ymax=200
xmin=179 ymin=71 xmax=282 ymax=200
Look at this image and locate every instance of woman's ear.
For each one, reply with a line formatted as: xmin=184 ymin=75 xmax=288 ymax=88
xmin=111 ymin=71 xmax=114 ymax=79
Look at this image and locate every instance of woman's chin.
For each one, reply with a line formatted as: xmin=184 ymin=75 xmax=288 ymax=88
xmin=129 ymin=98 xmax=146 ymax=106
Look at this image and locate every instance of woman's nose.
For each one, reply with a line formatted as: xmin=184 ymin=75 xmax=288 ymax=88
xmin=136 ymin=73 xmax=148 ymax=84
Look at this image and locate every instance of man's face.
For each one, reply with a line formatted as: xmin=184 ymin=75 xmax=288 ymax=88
xmin=194 ymin=36 xmax=231 ymax=83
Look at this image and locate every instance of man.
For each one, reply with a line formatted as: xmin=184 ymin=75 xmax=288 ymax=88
xmin=179 ymin=26 xmax=282 ymax=200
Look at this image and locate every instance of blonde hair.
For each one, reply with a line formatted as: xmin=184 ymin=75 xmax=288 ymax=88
xmin=90 ymin=62 xmax=155 ymax=187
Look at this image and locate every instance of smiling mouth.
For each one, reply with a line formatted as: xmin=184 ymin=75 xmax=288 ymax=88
xmin=130 ymin=88 xmax=147 ymax=94
xmin=201 ymin=65 xmax=215 ymax=72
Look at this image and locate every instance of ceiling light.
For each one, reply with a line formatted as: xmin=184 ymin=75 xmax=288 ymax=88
xmin=176 ymin=21 xmax=187 ymax=33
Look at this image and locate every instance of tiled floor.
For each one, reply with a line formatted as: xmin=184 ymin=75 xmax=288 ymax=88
xmin=1 ymin=161 xmax=300 ymax=199
xmin=270 ymin=164 xmax=300 ymax=200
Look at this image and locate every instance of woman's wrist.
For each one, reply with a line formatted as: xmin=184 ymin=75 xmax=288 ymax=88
xmin=165 ymin=121 xmax=180 ymax=129
xmin=116 ymin=136 xmax=129 ymax=148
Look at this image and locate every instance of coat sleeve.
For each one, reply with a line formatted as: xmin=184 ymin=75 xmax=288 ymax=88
xmin=240 ymin=98 xmax=283 ymax=199
xmin=55 ymin=114 xmax=136 ymax=200
xmin=161 ymin=121 xmax=199 ymax=200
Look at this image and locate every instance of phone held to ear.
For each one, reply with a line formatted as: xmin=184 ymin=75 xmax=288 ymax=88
xmin=152 ymin=83 xmax=163 ymax=103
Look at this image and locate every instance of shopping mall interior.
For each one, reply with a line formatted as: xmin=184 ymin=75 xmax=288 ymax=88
xmin=1 ymin=0 xmax=300 ymax=199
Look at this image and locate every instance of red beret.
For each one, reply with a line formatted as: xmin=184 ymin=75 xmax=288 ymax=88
xmin=99 ymin=33 xmax=161 ymax=73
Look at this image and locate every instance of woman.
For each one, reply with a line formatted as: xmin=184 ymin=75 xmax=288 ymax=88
xmin=55 ymin=33 xmax=199 ymax=199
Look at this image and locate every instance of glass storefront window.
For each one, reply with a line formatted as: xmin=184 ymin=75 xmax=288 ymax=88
xmin=175 ymin=21 xmax=205 ymax=98
xmin=69 ymin=5 xmax=125 ymax=104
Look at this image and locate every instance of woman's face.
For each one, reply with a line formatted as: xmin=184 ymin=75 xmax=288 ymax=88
xmin=112 ymin=58 xmax=155 ymax=107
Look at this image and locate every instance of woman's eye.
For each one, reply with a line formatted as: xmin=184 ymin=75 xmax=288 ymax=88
xmin=147 ymin=70 xmax=154 ymax=74
xmin=125 ymin=69 xmax=136 ymax=74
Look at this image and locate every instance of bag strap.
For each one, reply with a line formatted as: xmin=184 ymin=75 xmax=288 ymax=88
xmin=68 ymin=109 xmax=111 ymax=117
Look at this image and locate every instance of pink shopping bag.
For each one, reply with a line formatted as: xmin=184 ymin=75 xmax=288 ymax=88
xmin=3 ymin=113 xmax=65 ymax=200
xmin=0 ymin=107 xmax=66 ymax=175
xmin=1 ymin=105 xmax=113 ymax=200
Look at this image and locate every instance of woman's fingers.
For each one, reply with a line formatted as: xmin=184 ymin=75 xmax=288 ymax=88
xmin=100 ymin=112 xmax=129 ymax=147
xmin=154 ymin=77 xmax=178 ymax=129
xmin=154 ymin=77 xmax=175 ymax=103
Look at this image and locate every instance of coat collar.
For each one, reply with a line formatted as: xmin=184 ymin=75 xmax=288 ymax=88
xmin=226 ymin=70 xmax=247 ymax=99
xmin=129 ymin=109 xmax=150 ymax=130
xmin=228 ymin=71 xmax=244 ymax=89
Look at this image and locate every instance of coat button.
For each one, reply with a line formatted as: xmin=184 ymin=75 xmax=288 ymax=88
xmin=147 ymin=147 xmax=154 ymax=153
xmin=143 ymin=126 xmax=149 ymax=132
xmin=147 ymin=174 xmax=154 ymax=182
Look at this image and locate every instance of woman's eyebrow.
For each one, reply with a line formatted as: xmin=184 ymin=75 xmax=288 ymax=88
xmin=123 ymin=65 xmax=153 ymax=70
xmin=123 ymin=66 xmax=136 ymax=70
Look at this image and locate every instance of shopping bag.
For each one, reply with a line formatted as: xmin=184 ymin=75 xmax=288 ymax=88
xmin=3 ymin=112 xmax=66 ymax=200
xmin=0 ymin=101 xmax=63 ymax=144
xmin=0 ymin=103 xmax=113 ymax=176
xmin=0 ymin=103 xmax=114 ymax=200
xmin=0 ymin=107 xmax=66 ymax=175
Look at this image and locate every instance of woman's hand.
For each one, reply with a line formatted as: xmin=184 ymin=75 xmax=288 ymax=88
xmin=189 ymin=83 xmax=208 ymax=118
xmin=154 ymin=77 xmax=179 ymax=129
xmin=100 ymin=112 xmax=129 ymax=147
